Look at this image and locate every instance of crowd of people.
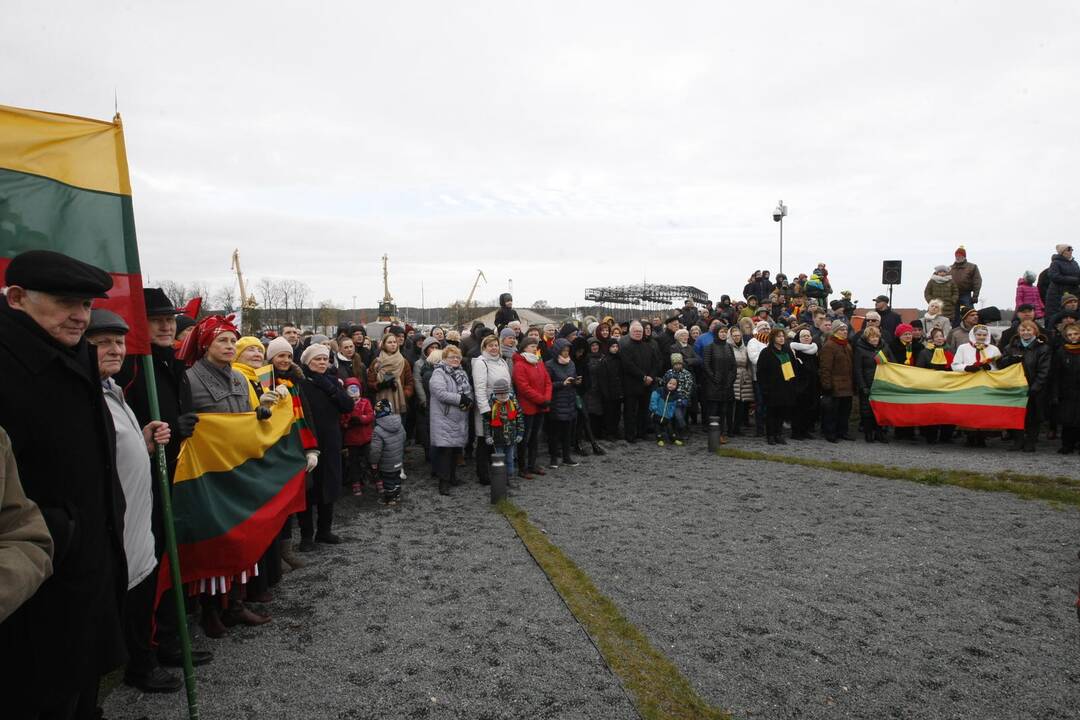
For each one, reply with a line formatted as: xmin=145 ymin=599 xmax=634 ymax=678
xmin=0 ymin=242 xmax=1077 ymax=718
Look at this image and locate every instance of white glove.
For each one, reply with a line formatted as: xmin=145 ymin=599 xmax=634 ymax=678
xmin=259 ymin=391 xmax=280 ymax=407
xmin=275 ymin=384 xmax=289 ymax=398
xmin=305 ymin=451 xmax=319 ymax=472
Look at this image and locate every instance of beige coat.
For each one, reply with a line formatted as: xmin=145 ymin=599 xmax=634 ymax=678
xmin=0 ymin=426 xmax=53 ymax=623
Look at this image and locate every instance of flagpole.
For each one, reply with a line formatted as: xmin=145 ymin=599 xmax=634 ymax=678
xmin=142 ymin=356 xmax=200 ymax=719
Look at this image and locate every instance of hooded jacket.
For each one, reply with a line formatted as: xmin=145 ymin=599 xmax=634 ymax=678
xmin=1014 ymin=277 xmax=1045 ymax=319
xmin=997 ymin=335 xmax=1051 ymax=396
xmin=950 ymin=259 xmax=983 ymax=298
xmin=1046 ymin=253 xmax=1080 ymax=314
xmin=923 ymin=273 xmax=960 ymax=317
xmin=951 ymin=328 xmax=1002 ymax=372
xmin=853 ymin=336 xmax=893 ymax=394
xmin=818 ymin=335 xmax=855 ymax=397
xmin=545 ymin=340 xmax=578 ymax=422
xmin=340 ymin=379 xmax=375 ymax=447
xmin=494 ymin=293 xmax=519 ymax=330
xmin=512 ymin=351 xmax=552 ymax=415
xmin=369 ymin=412 xmax=405 ymax=474
xmin=702 ymin=336 xmax=736 ymax=402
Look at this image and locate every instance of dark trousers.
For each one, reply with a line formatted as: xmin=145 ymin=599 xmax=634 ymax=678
xmin=858 ymin=391 xmax=879 ymax=434
xmin=707 ymin=399 xmax=731 ymax=435
xmin=31 ymin=673 xmax=101 ymax=720
xmin=547 ymin=417 xmax=571 ymax=462
xmin=792 ymin=398 xmax=815 ymax=437
xmin=431 ymin=446 xmax=459 ymax=483
xmin=623 ymin=392 xmax=649 ymax=440
xmin=753 ymin=382 xmax=766 ymax=434
xmin=732 ymin=400 xmax=750 ymax=433
xmin=1062 ymin=424 xmax=1079 ymax=451
xmin=1011 ymin=397 xmax=1042 ymax=448
xmin=475 ymin=436 xmax=492 ymax=482
xmin=766 ymin=405 xmax=789 ymax=438
xmin=298 ymin=487 xmax=334 ymax=540
xmin=519 ymin=414 xmax=544 ymax=471
xmin=602 ymin=399 xmax=621 ymax=438
xmin=123 ymin=567 xmax=160 ymax=680
xmin=345 ymin=445 xmax=370 ymax=486
xmin=921 ymin=424 xmax=954 ymax=443
xmin=822 ymin=394 xmax=853 ymax=439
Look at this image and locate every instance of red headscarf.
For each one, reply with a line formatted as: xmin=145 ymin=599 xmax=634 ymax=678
xmin=177 ymin=314 xmax=239 ymax=367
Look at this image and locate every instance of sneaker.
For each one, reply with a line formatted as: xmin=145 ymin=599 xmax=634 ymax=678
xmin=548 ymin=461 xmax=560 ymax=469
xmin=673 ymin=440 xmax=684 ymax=447
xmin=562 ymin=460 xmax=580 ymax=467
xmin=657 ymin=440 xmax=665 ymax=447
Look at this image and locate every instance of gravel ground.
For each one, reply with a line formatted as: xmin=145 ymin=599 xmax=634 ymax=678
xmin=516 ymin=432 xmax=1080 ymax=719
xmin=103 ymin=445 xmax=637 ymax=720
xmin=727 ymin=423 xmax=1080 ymax=479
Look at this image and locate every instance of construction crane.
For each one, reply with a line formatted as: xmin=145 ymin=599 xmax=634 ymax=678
xmin=464 ymin=269 xmax=487 ymax=309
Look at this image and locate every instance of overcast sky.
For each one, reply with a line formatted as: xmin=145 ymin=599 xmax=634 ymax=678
xmin=4 ymin=2 xmax=1078 ymax=313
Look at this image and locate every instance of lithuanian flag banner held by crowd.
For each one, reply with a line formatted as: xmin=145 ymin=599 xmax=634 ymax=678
xmin=0 ymin=104 xmax=150 ymax=353
xmin=870 ymin=362 xmax=1029 ymax=430
xmin=157 ymin=402 xmax=308 ymax=595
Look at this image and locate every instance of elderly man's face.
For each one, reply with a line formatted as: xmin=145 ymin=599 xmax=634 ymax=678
xmin=6 ymin=288 xmax=92 ymax=348
xmin=629 ymin=323 xmax=644 ymax=341
xmin=89 ymin=332 xmax=126 ymax=379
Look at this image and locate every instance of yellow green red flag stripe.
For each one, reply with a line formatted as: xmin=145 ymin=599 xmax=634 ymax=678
xmin=0 ymin=104 xmax=149 ymax=352
xmin=870 ymin=363 xmax=1028 ymax=429
xmin=159 ymin=405 xmax=307 ymax=591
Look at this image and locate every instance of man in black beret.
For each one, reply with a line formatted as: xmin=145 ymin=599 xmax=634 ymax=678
xmin=656 ymin=313 xmax=681 ymax=362
xmin=114 ymin=288 xmax=214 ymax=672
xmin=0 ymin=250 xmax=128 ymax=717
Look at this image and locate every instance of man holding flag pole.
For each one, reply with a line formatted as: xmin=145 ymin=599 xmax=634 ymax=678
xmin=0 ymin=105 xmax=202 ymax=719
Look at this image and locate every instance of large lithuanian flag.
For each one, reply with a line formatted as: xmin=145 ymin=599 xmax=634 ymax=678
xmin=0 ymin=104 xmax=149 ymax=352
xmin=158 ymin=401 xmax=308 ymax=593
xmin=870 ymin=363 xmax=1028 ymax=430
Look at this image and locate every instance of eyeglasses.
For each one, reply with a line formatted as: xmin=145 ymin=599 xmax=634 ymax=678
xmin=866 ymin=318 xmax=880 ymax=323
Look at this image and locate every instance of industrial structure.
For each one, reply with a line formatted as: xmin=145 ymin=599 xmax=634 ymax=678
xmin=583 ymin=283 xmax=710 ymax=320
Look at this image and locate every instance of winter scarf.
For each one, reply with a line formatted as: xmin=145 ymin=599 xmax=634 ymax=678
xmin=487 ymin=396 xmax=525 ymax=446
xmin=930 ymin=273 xmax=953 ymax=284
xmin=1065 ymin=343 xmax=1080 ymax=355
xmin=373 ymin=348 xmax=408 ymax=413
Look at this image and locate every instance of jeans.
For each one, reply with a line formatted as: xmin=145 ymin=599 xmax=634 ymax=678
xmin=753 ymin=381 xmax=766 ymax=434
xmin=494 ymin=443 xmax=516 ymax=477
xmin=431 ymin=446 xmax=459 ymax=484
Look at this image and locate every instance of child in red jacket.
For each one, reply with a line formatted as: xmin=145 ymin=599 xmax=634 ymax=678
xmin=341 ymin=378 xmax=375 ymax=496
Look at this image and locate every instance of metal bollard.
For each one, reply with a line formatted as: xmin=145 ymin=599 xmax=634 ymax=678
xmin=490 ymin=451 xmax=507 ymax=504
xmin=707 ymin=416 xmax=721 ymax=452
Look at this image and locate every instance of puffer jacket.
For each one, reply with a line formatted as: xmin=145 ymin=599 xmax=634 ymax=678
xmin=818 ymin=337 xmax=855 ymax=397
xmin=997 ymin=335 xmax=1051 ymax=396
xmin=702 ymin=337 xmax=736 ymax=402
xmin=584 ymin=353 xmax=606 ymax=415
xmin=1046 ymin=253 xmax=1080 ymax=314
xmin=340 ymin=380 xmax=375 ymax=447
xmin=853 ymin=337 xmax=893 ymax=395
xmin=924 ymin=275 xmax=960 ymax=318
xmin=594 ymin=353 xmax=624 ymax=403
xmin=428 ymin=363 xmax=473 ymax=448
xmin=512 ymin=352 xmax=552 ymax=415
xmin=648 ymin=388 xmax=680 ymax=421
xmin=545 ymin=356 xmax=578 ymax=422
xmin=472 ymin=352 xmax=513 ymax=435
xmin=369 ymin=413 xmax=405 ymax=473
xmin=729 ymin=339 xmax=755 ymax=402
xmin=1015 ymin=278 xmax=1045 ymax=319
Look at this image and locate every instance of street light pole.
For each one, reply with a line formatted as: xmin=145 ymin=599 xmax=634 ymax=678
xmin=773 ymin=200 xmax=788 ymax=275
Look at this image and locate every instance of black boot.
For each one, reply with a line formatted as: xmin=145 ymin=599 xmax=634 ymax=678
xmin=591 ymin=444 xmax=607 ymax=456
xmin=874 ymin=430 xmax=889 ymax=444
xmin=864 ymin=430 xmax=875 ymax=443
xmin=438 ymin=478 xmax=450 ymax=496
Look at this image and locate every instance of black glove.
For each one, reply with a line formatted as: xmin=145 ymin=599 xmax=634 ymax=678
xmin=177 ymin=413 xmax=200 ymax=438
xmin=458 ymin=394 xmax=473 ymax=410
xmin=964 ymin=364 xmax=979 ymax=373
xmin=387 ymin=377 xmax=398 ymax=390
xmin=981 ymin=363 xmax=993 ymax=371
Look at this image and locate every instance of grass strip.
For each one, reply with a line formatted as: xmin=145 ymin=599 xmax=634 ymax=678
xmin=496 ymin=499 xmax=729 ymax=720
xmin=716 ymin=448 xmax=1080 ymax=508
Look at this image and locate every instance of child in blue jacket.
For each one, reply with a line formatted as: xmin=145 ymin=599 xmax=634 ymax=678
xmin=650 ymin=376 xmax=687 ymax=446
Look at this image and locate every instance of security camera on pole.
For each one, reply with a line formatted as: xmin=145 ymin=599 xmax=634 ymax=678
xmin=772 ymin=200 xmax=788 ymax=275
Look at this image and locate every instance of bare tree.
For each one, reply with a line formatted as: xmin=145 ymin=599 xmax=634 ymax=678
xmin=317 ymin=300 xmax=339 ymax=333
xmin=214 ymin=284 xmax=237 ymax=314
xmin=255 ymin=278 xmax=282 ymax=326
xmin=160 ymin=280 xmax=188 ymax=308
xmin=289 ymin=280 xmax=311 ymax=316
xmin=531 ymin=299 xmax=550 ymax=310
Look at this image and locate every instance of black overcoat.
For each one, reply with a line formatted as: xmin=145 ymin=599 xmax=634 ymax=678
xmin=0 ymin=302 xmax=127 ymax=713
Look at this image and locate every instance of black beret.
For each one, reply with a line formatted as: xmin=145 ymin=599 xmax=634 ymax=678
xmin=175 ymin=315 xmax=196 ymax=335
xmin=5 ymin=250 xmax=112 ymax=298
xmin=87 ymin=308 xmax=129 ymax=335
xmin=143 ymin=287 xmax=180 ymax=316
xmin=388 ymin=325 xmax=406 ymax=336
xmin=665 ymin=315 xmax=680 ymax=324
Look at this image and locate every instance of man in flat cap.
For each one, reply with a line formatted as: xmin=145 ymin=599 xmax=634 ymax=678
xmin=114 ymin=288 xmax=214 ymax=672
xmin=0 ymin=250 xmax=128 ymax=718
xmin=87 ymin=309 xmax=182 ymax=694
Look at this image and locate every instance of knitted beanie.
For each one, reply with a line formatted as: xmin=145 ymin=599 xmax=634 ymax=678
xmin=266 ymin=336 xmax=294 ymax=361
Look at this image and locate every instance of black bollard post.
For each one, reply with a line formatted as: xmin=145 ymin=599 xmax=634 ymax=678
xmin=707 ymin=416 xmax=721 ymax=452
xmin=490 ymin=451 xmax=507 ymax=503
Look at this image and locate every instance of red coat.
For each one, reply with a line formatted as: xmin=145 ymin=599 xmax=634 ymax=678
xmin=513 ymin=353 xmax=552 ymax=415
xmin=340 ymin=396 xmax=375 ymax=447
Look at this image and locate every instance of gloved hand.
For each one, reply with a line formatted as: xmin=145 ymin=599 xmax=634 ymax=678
xmin=964 ymin=364 xmax=979 ymax=373
xmin=485 ymin=435 xmax=494 ymax=446
xmin=305 ymin=451 xmax=319 ymax=472
xmin=980 ymin=363 xmax=993 ymax=371
xmin=275 ymin=384 xmax=289 ymax=398
xmin=259 ymin=391 xmax=280 ymax=407
xmin=458 ymin=394 xmax=473 ymax=410
xmin=177 ymin=413 xmax=200 ymax=438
